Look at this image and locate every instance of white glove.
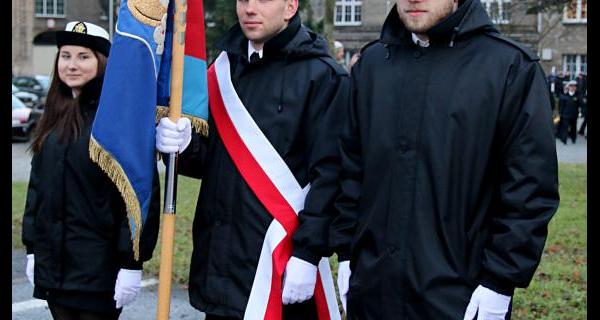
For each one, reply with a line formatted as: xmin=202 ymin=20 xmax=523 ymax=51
xmin=337 ymin=261 xmax=350 ymax=313
xmin=26 ymin=254 xmax=35 ymax=287
xmin=155 ymin=117 xmax=192 ymax=154
xmin=113 ymin=269 xmax=142 ymax=309
xmin=463 ymin=285 xmax=511 ymax=320
xmin=282 ymin=256 xmax=317 ymax=305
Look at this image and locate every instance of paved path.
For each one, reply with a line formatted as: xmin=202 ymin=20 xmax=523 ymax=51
xmin=11 ymin=142 xmax=31 ymax=182
xmin=12 ymin=251 xmax=203 ymax=320
xmin=554 ymin=133 xmax=587 ymax=163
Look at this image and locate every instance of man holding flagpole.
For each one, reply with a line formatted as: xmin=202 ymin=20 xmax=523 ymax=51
xmin=155 ymin=0 xmax=349 ymax=318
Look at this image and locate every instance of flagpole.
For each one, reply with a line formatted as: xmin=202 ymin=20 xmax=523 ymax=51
xmin=157 ymin=0 xmax=186 ymax=319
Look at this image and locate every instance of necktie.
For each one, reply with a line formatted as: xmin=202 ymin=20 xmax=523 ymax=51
xmin=250 ymin=52 xmax=261 ymax=64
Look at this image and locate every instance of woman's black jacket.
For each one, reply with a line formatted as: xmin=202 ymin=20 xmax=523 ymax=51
xmin=21 ymin=76 xmax=161 ymax=293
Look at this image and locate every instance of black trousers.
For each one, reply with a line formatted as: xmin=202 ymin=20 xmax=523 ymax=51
xmin=48 ymin=302 xmax=121 ymax=320
xmin=205 ymin=298 xmax=318 ymax=320
xmin=557 ymin=117 xmax=578 ymax=143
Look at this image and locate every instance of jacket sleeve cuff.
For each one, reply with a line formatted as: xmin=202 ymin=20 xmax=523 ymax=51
xmin=335 ymin=246 xmax=351 ymax=261
xmin=337 ymin=253 xmax=351 ymax=262
xmin=119 ymin=256 xmax=143 ymax=270
xmin=479 ymin=271 xmax=515 ymax=296
xmin=292 ymin=247 xmax=321 ymax=266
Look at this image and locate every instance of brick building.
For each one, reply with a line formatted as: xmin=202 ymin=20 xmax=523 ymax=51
xmin=14 ymin=1 xmax=586 ymax=79
xmin=12 ymin=0 xmax=114 ymax=77
xmin=323 ymin=0 xmax=586 ymax=76
xmin=538 ymin=0 xmax=587 ymax=79
xmin=12 ymin=0 xmax=35 ymax=76
xmin=331 ymin=0 xmax=390 ymax=61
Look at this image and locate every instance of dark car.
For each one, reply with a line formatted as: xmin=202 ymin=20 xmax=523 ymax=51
xmin=12 ymin=94 xmax=43 ymax=141
xmin=13 ymin=75 xmax=50 ymax=101
xmin=13 ymin=84 xmax=40 ymax=108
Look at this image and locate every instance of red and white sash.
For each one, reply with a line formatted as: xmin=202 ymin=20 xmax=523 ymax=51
xmin=207 ymin=51 xmax=340 ymax=320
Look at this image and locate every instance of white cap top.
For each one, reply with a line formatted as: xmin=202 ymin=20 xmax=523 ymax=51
xmin=64 ymin=21 xmax=110 ymax=41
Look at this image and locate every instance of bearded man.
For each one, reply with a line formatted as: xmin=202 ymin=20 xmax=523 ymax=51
xmin=331 ymin=0 xmax=560 ymax=319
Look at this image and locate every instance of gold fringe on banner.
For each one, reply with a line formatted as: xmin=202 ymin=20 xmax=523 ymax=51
xmin=156 ymin=105 xmax=209 ymax=137
xmin=190 ymin=117 xmax=209 ymax=137
xmin=89 ymin=136 xmax=143 ymax=261
xmin=155 ymin=105 xmax=169 ymax=122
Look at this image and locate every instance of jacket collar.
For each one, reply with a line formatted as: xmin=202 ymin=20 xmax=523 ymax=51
xmin=216 ymin=13 xmax=302 ymax=61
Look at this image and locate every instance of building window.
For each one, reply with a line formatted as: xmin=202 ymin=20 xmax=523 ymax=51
xmin=334 ymin=0 xmax=362 ymax=26
xmin=481 ymin=0 xmax=511 ymax=24
xmin=35 ymin=0 xmax=66 ymax=18
xmin=563 ymin=54 xmax=587 ymax=79
xmin=563 ymin=0 xmax=587 ymax=23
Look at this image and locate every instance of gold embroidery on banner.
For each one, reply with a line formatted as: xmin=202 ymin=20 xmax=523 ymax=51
xmin=127 ymin=0 xmax=168 ymax=27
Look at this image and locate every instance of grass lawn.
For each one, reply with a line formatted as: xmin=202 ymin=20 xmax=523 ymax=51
xmin=12 ymin=164 xmax=586 ymax=318
xmin=512 ymin=164 xmax=587 ymax=319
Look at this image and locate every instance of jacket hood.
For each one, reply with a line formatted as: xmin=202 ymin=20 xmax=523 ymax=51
xmin=216 ymin=12 xmax=331 ymax=61
xmin=381 ymin=0 xmax=497 ymax=46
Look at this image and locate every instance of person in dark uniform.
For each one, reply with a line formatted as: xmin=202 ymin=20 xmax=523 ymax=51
xmin=155 ymin=0 xmax=349 ymax=319
xmin=554 ymin=71 xmax=566 ymax=98
xmin=557 ymin=80 xmax=582 ymax=144
xmin=576 ymin=72 xmax=587 ymax=94
xmin=330 ymin=0 xmax=559 ymax=319
xmin=576 ymin=73 xmax=587 ymax=137
xmin=22 ymin=21 xmax=161 ymax=320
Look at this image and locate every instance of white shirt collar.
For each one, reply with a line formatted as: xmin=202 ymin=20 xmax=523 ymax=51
xmin=411 ymin=33 xmax=430 ymax=48
xmin=248 ymin=41 xmax=264 ymax=62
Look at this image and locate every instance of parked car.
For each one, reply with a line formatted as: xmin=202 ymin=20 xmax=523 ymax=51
xmin=13 ymin=75 xmax=50 ymax=101
xmin=12 ymin=94 xmax=43 ymax=141
xmin=12 ymin=84 xmax=40 ymax=108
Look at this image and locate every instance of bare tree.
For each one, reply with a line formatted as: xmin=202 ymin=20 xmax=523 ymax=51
xmin=526 ymin=0 xmax=572 ymax=15
xmin=323 ymin=0 xmax=335 ymax=56
xmin=530 ymin=0 xmax=572 ymax=45
xmin=486 ymin=0 xmax=572 ymax=51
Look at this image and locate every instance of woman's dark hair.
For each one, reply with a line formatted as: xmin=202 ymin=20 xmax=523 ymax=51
xmin=30 ymin=49 xmax=107 ymax=154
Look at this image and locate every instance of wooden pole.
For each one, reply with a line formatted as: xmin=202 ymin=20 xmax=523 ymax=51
xmin=157 ymin=0 xmax=186 ymax=319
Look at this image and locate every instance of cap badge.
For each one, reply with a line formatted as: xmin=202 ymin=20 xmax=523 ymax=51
xmin=72 ymin=22 xmax=87 ymax=34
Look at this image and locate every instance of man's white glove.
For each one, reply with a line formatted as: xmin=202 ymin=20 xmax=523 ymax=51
xmin=113 ymin=269 xmax=142 ymax=309
xmin=26 ymin=254 xmax=35 ymax=287
xmin=463 ymin=285 xmax=511 ymax=320
xmin=155 ymin=117 xmax=192 ymax=154
xmin=282 ymin=256 xmax=317 ymax=305
xmin=337 ymin=261 xmax=350 ymax=313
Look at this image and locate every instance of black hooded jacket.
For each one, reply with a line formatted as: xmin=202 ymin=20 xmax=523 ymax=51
xmin=21 ymin=75 xmax=161 ymax=296
xmin=330 ymin=1 xmax=559 ymax=319
xmin=176 ymin=13 xmax=349 ymax=317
